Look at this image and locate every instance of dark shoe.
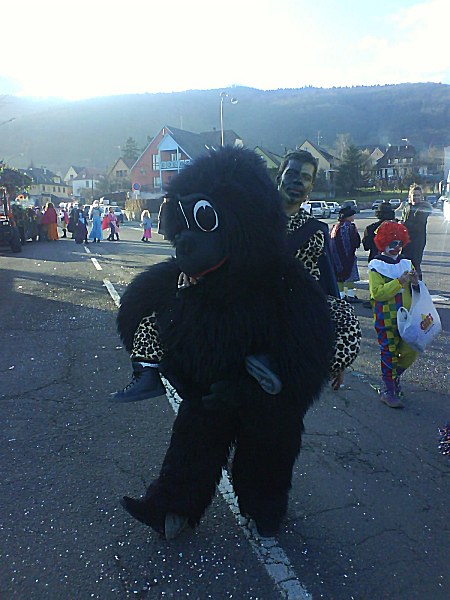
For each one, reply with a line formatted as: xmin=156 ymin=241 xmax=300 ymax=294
xmin=110 ymin=363 xmax=166 ymax=402
xmin=120 ymin=496 xmax=165 ymax=534
xmin=347 ymin=296 xmax=362 ymax=304
xmin=245 ymin=354 xmax=282 ymax=395
xmin=380 ymin=391 xmax=404 ymax=408
xmin=120 ymin=497 xmax=188 ymax=539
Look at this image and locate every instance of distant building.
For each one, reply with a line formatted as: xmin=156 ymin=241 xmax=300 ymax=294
xmin=254 ymin=146 xmax=283 ymax=170
xmin=376 ymin=144 xmax=416 ymax=182
xmin=107 ymin=157 xmax=134 ymax=184
xmin=21 ymin=166 xmax=72 ymax=205
xmin=70 ymin=167 xmax=105 ymax=199
xmin=359 ymin=145 xmax=385 ymax=167
xmin=131 ymin=125 xmax=243 ymax=194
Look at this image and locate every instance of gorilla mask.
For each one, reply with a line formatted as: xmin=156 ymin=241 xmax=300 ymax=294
xmin=172 ymin=193 xmax=227 ymax=279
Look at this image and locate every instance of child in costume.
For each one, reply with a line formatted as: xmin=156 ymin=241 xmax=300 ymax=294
xmin=368 ymin=221 xmax=419 ymax=408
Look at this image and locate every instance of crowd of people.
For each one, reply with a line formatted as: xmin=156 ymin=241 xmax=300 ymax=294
xmin=16 ymin=201 xmax=127 ymax=244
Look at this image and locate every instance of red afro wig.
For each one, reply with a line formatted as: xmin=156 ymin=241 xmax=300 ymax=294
xmin=374 ymin=221 xmax=410 ymax=251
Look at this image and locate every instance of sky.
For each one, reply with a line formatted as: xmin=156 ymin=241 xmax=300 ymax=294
xmin=1 ymin=0 xmax=449 ymax=100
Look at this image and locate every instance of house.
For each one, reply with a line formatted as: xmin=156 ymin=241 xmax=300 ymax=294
xmin=376 ymin=145 xmax=416 ymax=182
xmin=21 ymin=166 xmax=72 ymax=204
xmin=359 ymin=145 xmax=385 ymax=167
xmin=70 ymin=167 xmax=105 ymax=200
xmin=131 ymin=125 xmax=243 ymax=194
xmin=254 ymin=146 xmax=283 ymax=170
xmin=107 ymin=157 xmax=134 ymax=185
xmin=63 ymin=165 xmax=84 ymax=185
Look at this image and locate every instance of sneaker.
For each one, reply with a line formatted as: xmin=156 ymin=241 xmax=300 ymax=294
xmin=245 ymin=354 xmax=282 ymax=395
xmin=110 ymin=363 xmax=166 ymax=402
xmin=380 ymin=391 xmax=404 ymax=409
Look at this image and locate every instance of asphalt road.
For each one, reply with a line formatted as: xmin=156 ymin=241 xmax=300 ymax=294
xmin=0 ymin=210 xmax=448 ymax=599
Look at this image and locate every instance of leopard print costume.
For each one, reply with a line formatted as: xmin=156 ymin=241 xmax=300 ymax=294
xmin=130 ymin=207 xmax=361 ymax=376
xmin=131 ymin=312 xmax=164 ymax=362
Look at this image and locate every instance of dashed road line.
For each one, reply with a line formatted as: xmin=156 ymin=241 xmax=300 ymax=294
xmin=96 ymin=264 xmax=310 ymax=599
xmin=103 ymin=278 xmax=121 ymax=307
xmin=91 ymin=257 xmax=102 ymax=271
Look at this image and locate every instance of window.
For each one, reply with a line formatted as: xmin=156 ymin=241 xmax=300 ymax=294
xmin=140 ymin=167 xmax=146 ymax=175
xmin=152 ymin=155 xmax=160 ymax=170
xmin=86 ymin=181 xmax=90 ymax=187
xmin=153 ymin=176 xmax=161 ymax=188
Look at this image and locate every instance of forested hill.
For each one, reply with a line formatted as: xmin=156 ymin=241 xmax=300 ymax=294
xmin=1 ymin=83 xmax=449 ymax=173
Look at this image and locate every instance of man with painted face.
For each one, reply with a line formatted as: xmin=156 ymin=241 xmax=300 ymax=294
xmin=275 ymin=151 xmax=361 ymax=390
xmin=277 ymin=150 xmax=339 ymax=296
xmin=368 ymin=221 xmax=419 ymax=408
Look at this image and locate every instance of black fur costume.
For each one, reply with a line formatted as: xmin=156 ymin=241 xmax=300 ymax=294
xmin=117 ymin=147 xmax=333 ymax=537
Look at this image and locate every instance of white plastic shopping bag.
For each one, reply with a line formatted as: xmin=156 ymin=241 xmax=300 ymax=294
xmin=397 ymin=281 xmax=442 ymax=352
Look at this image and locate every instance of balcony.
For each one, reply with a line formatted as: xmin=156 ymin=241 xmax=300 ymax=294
xmin=160 ymin=159 xmax=191 ymax=170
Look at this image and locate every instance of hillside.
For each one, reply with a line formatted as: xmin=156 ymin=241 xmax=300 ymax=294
xmin=0 ymin=83 xmax=449 ymax=174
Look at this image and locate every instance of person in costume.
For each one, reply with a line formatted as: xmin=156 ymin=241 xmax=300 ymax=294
xmin=368 ymin=221 xmax=419 ymax=409
xmin=330 ymin=206 xmax=361 ymax=303
xmin=111 ymin=150 xmax=361 ymax=402
xmin=362 ymin=202 xmax=396 ymax=262
xmin=88 ymin=201 xmax=103 ymax=242
xmin=116 ymin=147 xmax=333 ymax=539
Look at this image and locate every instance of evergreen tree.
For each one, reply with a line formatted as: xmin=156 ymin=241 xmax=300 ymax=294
xmin=122 ymin=137 xmax=140 ymax=162
xmin=336 ymin=145 xmax=369 ymax=194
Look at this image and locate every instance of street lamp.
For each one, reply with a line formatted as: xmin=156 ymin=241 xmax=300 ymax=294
xmin=220 ymin=92 xmax=238 ymax=147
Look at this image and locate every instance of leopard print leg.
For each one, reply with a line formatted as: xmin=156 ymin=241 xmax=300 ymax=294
xmin=327 ymin=296 xmax=362 ymax=376
xmin=130 ymin=313 xmax=165 ymax=363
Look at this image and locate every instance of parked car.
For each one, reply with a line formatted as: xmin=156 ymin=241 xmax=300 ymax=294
xmin=437 ymin=195 xmax=445 ymax=209
xmin=100 ymin=204 xmax=124 ymax=223
xmin=341 ymin=199 xmax=359 ymax=213
xmin=371 ymin=199 xmax=385 ymax=210
xmin=426 ymin=195 xmax=437 ymax=206
xmin=326 ymin=202 xmax=341 ymax=214
xmin=388 ymin=198 xmax=401 ymax=209
xmin=307 ymin=200 xmax=331 ymax=218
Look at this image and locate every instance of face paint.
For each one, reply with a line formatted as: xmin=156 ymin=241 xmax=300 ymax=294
xmin=384 ymin=239 xmax=403 ymax=256
xmin=279 ymin=160 xmax=315 ymax=209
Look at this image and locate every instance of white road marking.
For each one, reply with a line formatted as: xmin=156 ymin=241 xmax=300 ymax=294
xmin=91 ymin=257 xmax=102 ymax=271
xmin=84 ymin=246 xmax=91 ymax=254
xmin=103 ymin=278 xmax=121 ymax=307
xmin=102 ymin=275 xmax=310 ymax=598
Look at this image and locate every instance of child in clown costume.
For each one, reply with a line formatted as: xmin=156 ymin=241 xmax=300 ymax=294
xmin=368 ymin=221 xmax=419 ymax=409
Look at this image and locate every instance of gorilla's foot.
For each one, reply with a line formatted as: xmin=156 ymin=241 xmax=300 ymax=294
xmin=120 ymin=496 xmax=188 ymax=540
xmin=120 ymin=496 xmax=165 ymax=535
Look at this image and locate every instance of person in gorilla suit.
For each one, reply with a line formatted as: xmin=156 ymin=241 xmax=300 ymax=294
xmin=117 ymin=147 xmax=333 ymax=539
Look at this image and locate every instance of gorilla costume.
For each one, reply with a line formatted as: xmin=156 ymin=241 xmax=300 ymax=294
xmin=117 ymin=146 xmax=333 ymax=538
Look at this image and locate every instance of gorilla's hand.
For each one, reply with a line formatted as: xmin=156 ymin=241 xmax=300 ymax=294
xmin=202 ymin=380 xmax=240 ymax=412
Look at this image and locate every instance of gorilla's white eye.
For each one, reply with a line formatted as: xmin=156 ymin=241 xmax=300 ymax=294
xmin=193 ymin=200 xmax=219 ymax=232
